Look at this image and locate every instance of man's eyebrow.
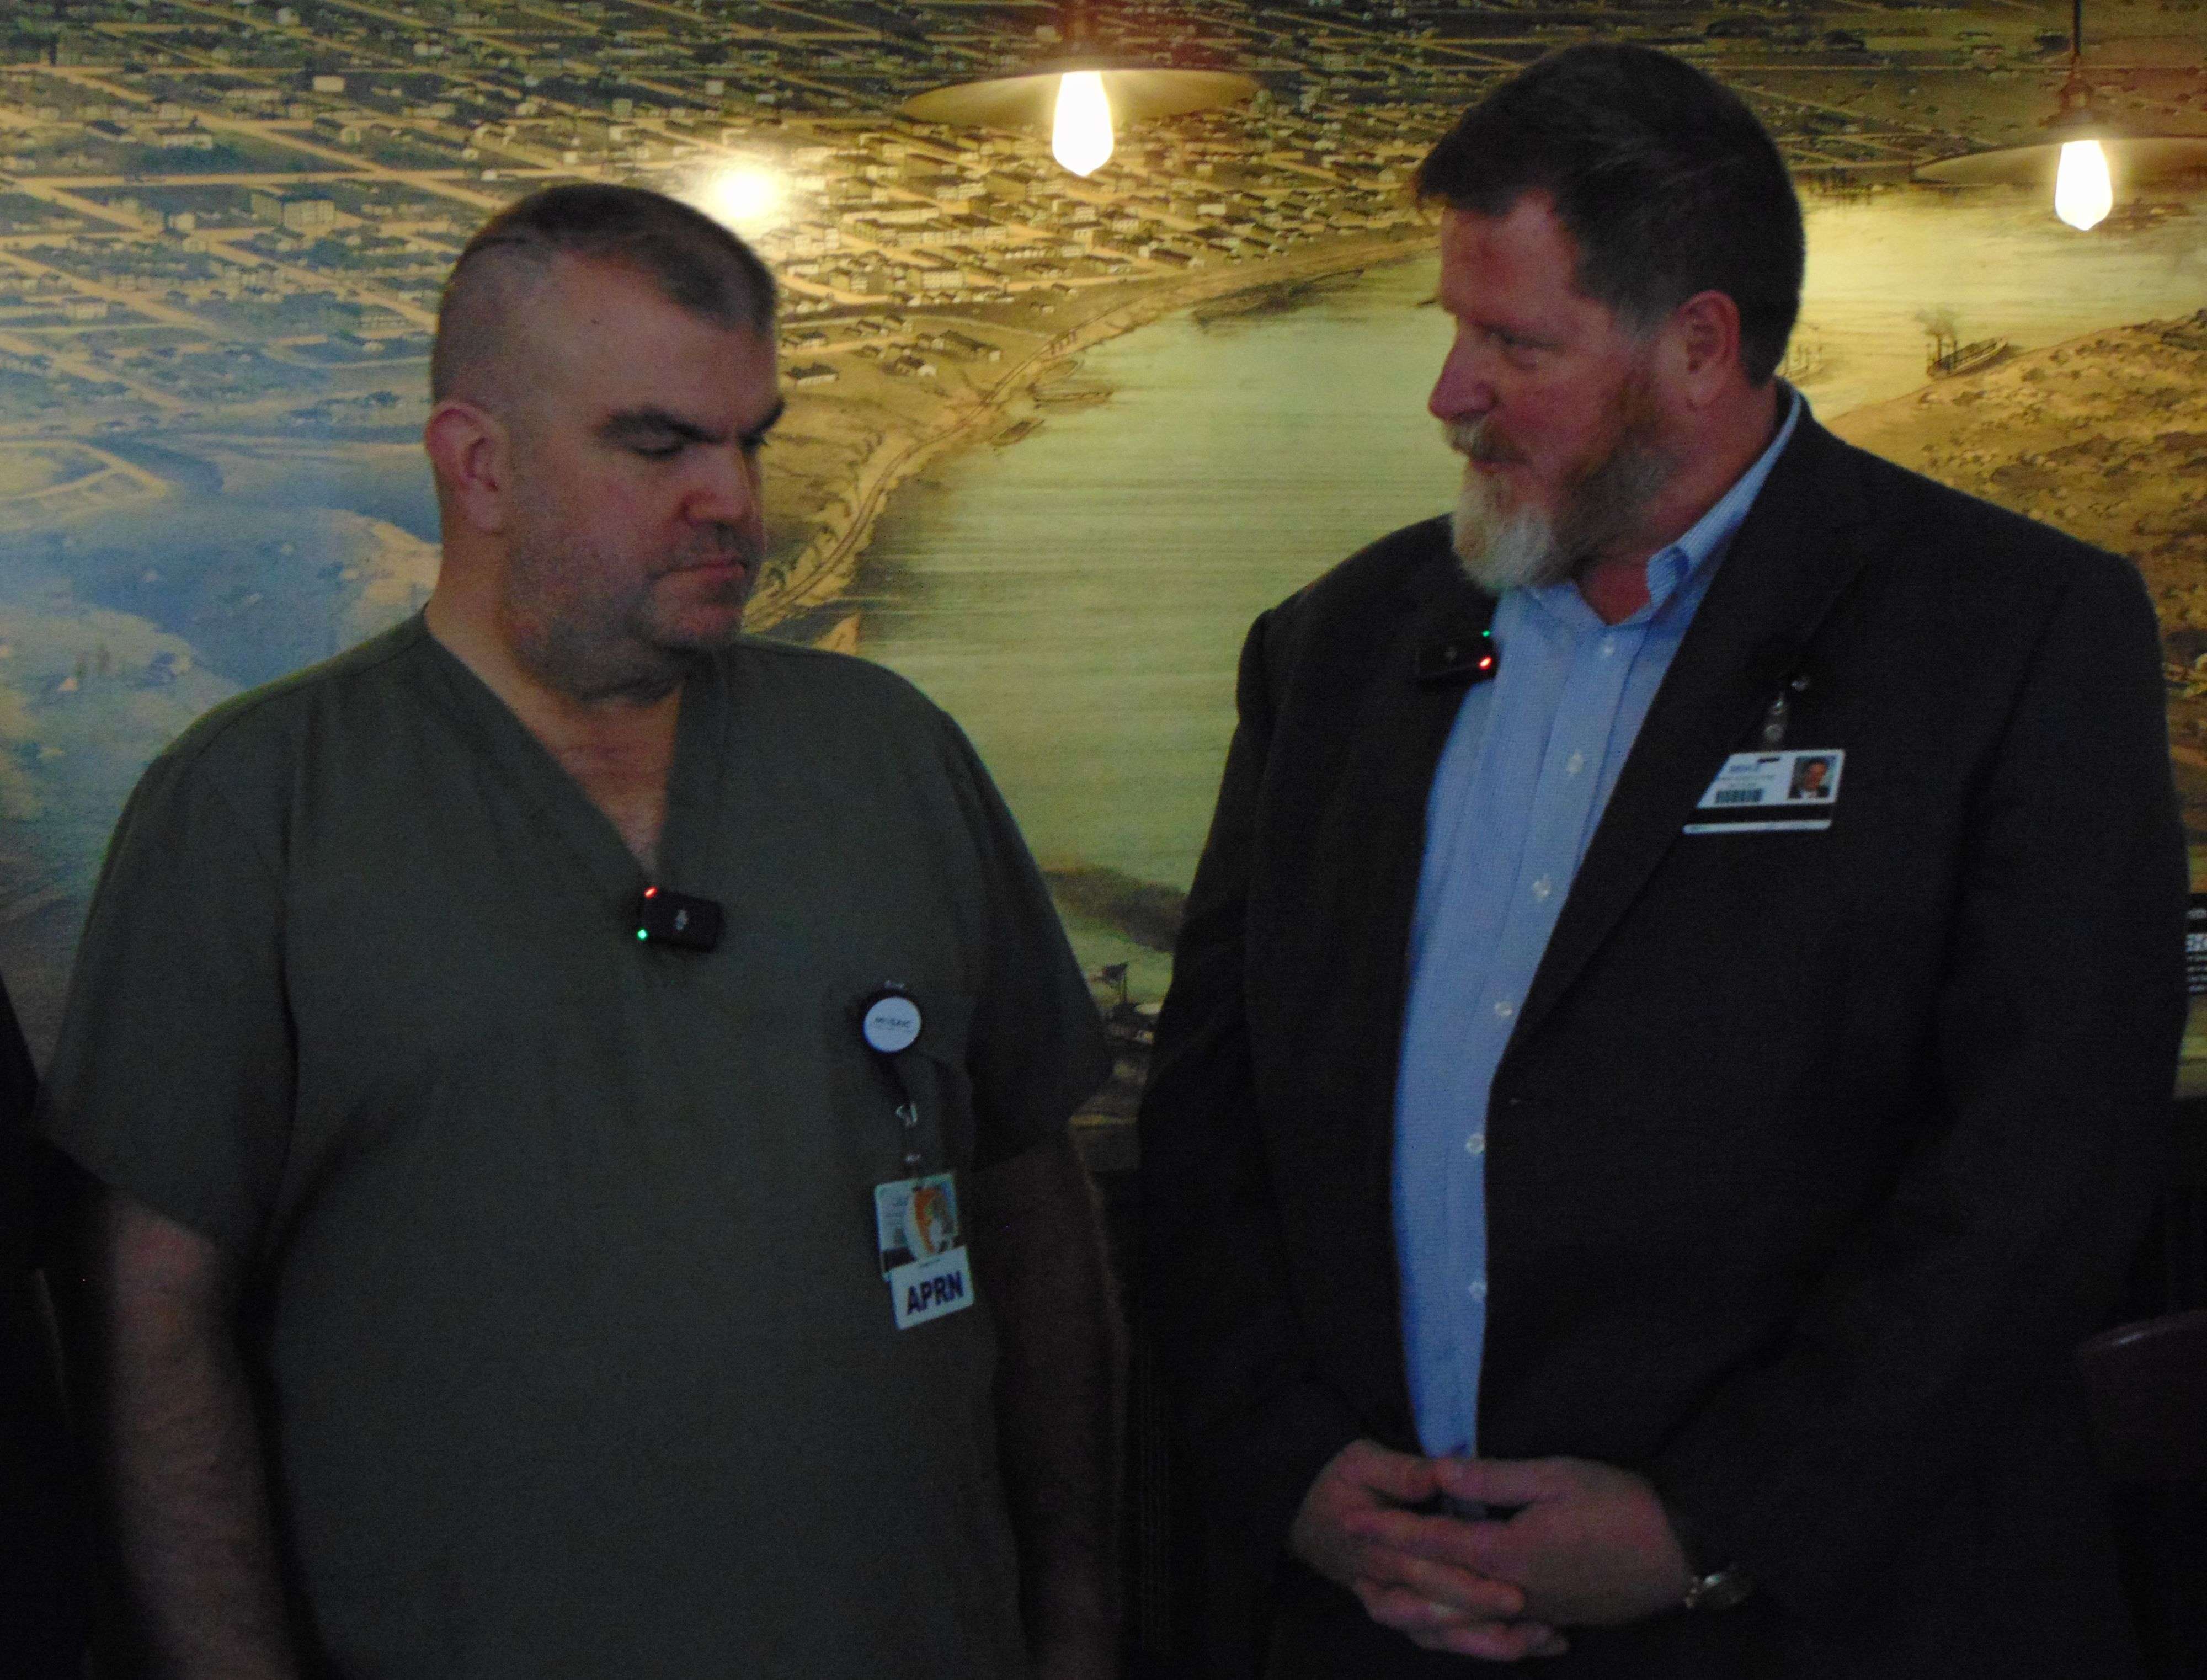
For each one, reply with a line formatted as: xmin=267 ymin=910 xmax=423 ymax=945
xmin=598 ymin=399 xmax=785 ymax=447
xmin=599 ymin=407 xmax=721 ymax=446
xmin=744 ymin=397 xmax=786 ymax=441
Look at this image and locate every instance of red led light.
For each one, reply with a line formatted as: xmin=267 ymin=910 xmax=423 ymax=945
xmin=643 ymin=886 xmax=658 ymax=898
xmin=1478 ymin=656 xmax=1494 ymax=670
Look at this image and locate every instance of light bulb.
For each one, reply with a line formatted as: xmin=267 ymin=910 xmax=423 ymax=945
xmin=2054 ymin=138 xmax=2112 ymax=231
xmin=1052 ymin=71 xmax=1113 ymax=177
xmin=696 ymin=166 xmax=783 ymax=232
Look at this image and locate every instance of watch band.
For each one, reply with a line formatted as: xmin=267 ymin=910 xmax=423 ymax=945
xmin=1681 ymin=1565 xmax=1756 ymax=1612
xmin=1661 ymin=1496 xmax=1755 ymax=1612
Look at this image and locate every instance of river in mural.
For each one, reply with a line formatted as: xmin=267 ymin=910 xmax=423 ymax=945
xmin=4 ymin=182 xmax=2206 ymax=1039
xmin=852 ymin=184 xmax=2207 ymax=995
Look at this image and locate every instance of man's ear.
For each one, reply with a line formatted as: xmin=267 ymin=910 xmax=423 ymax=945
xmin=423 ymin=399 xmax=513 ymax=535
xmin=1661 ymin=290 xmax=1745 ymax=410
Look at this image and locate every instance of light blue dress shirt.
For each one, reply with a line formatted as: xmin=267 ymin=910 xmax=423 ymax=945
xmin=1394 ymin=392 xmax=1803 ymax=1458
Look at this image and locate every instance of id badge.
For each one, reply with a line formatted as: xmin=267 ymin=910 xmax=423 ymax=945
xmin=874 ymin=1173 xmax=974 ymax=1329
xmin=1683 ymin=748 xmax=1843 ymax=834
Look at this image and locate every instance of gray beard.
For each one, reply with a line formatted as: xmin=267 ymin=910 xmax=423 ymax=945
xmin=1446 ymin=416 xmax=1676 ymax=597
xmin=1451 ymin=466 xmax=1571 ymax=593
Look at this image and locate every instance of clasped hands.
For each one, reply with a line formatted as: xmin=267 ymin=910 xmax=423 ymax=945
xmin=1287 ymin=1439 xmax=1694 ymax=1662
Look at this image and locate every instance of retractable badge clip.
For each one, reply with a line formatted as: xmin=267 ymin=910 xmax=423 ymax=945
xmin=1758 ymin=670 xmax=1812 ymax=748
xmin=858 ymin=985 xmax=926 ymax=1174
xmin=859 ymin=985 xmax=923 ymax=1055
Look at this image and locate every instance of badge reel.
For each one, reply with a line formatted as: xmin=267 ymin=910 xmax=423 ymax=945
xmin=860 ymin=987 xmax=974 ymax=1331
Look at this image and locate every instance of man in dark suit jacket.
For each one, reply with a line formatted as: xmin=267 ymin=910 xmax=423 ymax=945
xmin=1139 ymin=45 xmax=2185 ymax=1678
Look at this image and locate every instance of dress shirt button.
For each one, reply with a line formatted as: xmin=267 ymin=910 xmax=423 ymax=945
xmin=1600 ymin=637 xmax=1617 ymax=658
xmin=1465 ymin=1133 xmax=1485 ymax=1155
xmin=1566 ymin=750 xmax=1586 ymax=776
xmin=1468 ymin=1279 xmax=1489 ymax=1301
xmin=1531 ymin=876 xmax=1553 ymax=900
xmin=1493 ymin=999 xmax=1515 ymax=1020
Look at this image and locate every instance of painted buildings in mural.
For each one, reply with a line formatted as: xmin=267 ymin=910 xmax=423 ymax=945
xmin=0 ymin=0 xmax=2120 ymax=446
xmin=2 ymin=0 xmax=2205 ymax=1050
xmin=0 ymin=0 xmax=2171 ymax=592
xmin=11 ymin=0 xmax=2189 ymax=444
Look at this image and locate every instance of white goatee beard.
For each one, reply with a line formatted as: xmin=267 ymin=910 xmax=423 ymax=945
xmin=1450 ymin=446 xmax=1574 ymax=594
xmin=1444 ymin=410 xmax=1678 ymax=598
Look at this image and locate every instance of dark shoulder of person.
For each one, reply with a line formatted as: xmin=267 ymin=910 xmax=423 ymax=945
xmin=0 ymin=973 xmax=93 ymax=1677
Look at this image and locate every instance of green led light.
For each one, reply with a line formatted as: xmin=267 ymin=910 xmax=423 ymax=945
xmin=636 ymin=929 xmax=648 ymax=940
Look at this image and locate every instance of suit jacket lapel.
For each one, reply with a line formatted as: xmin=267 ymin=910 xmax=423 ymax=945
xmin=1337 ymin=566 xmax=1501 ymax=1126
xmin=1511 ymin=414 xmax=1875 ymax=1052
xmin=1265 ymin=543 xmax=1496 ymax=1441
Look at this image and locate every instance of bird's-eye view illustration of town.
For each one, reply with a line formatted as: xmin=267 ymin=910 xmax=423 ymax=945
xmin=2 ymin=0 xmax=2205 ymax=1068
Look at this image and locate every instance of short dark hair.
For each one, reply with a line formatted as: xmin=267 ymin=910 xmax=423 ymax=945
xmin=1415 ymin=45 xmax=1802 ymax=385
xmin=431 ymin=183 xmax=777 ymax=402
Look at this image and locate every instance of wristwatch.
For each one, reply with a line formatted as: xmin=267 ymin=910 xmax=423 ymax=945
xmin=1664 ymin=1498 xmax=1755 ymax=1612
xmin=1681 ymin=1564 xmax=1756 ymax=1612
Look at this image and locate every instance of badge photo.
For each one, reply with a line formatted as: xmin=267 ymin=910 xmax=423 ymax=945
xmin=875 ymin=1172 xmax=961 ymax=1273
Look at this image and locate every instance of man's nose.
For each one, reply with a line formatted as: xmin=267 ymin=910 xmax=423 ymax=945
xmin=688 ymin=446 xmax=761 ymax=526
xmin=1428 ymin=337 xmax=1494 ymax=425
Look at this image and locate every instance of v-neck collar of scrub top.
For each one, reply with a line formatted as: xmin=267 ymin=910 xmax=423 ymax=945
xmin=405 ymin=612 xmax=734 ymax=911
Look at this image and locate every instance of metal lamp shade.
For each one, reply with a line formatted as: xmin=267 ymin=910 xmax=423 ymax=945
xmin=1915 ymin=134 xmax=2207 ymax=189
xmin=900 ymin=66 xmax=1257 ymax=132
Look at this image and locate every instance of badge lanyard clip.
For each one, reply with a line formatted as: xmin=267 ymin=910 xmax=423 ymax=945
xmin=894 ymin=1097 xmax=923 ymax=1176
xmin=1759 ymin=671 xmax=1812 ymax=748
xmin=859 ymin=985 xmax=929 ymax=1172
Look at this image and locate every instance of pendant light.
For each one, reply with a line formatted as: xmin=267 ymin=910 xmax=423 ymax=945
xmin=900 ymin=0 xmax=1257 ymax=179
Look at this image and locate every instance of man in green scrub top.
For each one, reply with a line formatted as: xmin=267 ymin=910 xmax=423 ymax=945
xmin=42 ymin=185 xmax=1120 ymax=1680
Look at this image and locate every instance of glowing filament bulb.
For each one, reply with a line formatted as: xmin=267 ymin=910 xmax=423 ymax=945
xmin=1052 ymin=71 xmax=1113 ymax=177
xmin=699 ymin=166 xmax=783 ymax=232
xmin=2054 ymin=139 xmax=2112 ymax=231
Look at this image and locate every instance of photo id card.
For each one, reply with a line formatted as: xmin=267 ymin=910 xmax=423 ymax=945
xmin=874 ymin=1172 xmax=961 ymax=1275
xmin=1683 ymin=749 xmax=1843 ymax=835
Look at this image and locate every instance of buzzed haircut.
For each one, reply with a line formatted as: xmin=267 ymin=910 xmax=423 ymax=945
xmin=431 ymin=183 xmax=777 ymax=403
xmin=1415 ymin=45 xmax=1803 ymax=385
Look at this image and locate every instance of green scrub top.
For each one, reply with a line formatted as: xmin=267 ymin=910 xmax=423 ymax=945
xmin=42 ymin=616 xmax=1111 ymax=1679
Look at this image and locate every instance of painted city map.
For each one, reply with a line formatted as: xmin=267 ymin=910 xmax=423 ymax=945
xmin=2 ymin=0 xmax=2204 ymax=1052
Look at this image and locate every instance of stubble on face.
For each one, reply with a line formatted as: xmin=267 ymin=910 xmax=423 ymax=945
xmin=498 ymin=429 xmax=763 ymax=705
xmin=1447 ymin=360 xmax=1678 ymax=596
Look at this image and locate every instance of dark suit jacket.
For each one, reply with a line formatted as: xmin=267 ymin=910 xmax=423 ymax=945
xmin=0 ymin=974 xmax=90 ymax=1676
xmin=1138 ymin=414 xmax=2187 ymax=1678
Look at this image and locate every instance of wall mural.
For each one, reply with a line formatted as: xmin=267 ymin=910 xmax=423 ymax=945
xmin=2 ymin=0 xmax=2205 ymax=1094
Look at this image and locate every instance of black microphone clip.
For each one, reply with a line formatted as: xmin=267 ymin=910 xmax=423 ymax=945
xmin=1415 ymin=626 xmax=1500 ymax=687
xmin=634 ymin=885 xmax=723 ymax=952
